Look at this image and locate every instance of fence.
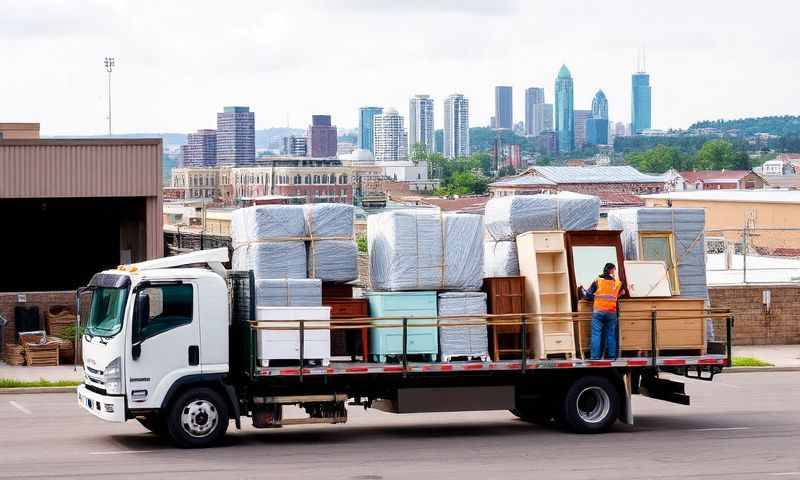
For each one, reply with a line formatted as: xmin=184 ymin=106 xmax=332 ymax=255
xmin=163 ymin=229 xmax=231 ymax=257
xmin=705 ymin=227 xmax=800 ymax=285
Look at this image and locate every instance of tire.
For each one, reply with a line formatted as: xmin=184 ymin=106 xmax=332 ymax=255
xmin=136 ymin=415 xmax=163 ymax=435
xmin=559 ymin=375 xmax=619 ymax=434
xmin=165 ymin=387 xmax=229 ymax=448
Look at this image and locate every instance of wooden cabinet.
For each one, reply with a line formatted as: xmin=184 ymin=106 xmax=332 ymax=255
xmin=516 ymin=231 xmax=575 ymax=359
xmin=483 ymin=276 xmax=525 ymax=360
xmin=324 ymin=298 xmax=369 ymax=360
xmin=618 ymin=298 xmax=706 ymax=354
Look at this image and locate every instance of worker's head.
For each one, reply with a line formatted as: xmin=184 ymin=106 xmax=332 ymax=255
xmin=603 ymin=262 xmax=616 ymax=277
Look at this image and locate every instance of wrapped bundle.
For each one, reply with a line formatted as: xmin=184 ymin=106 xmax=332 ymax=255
xmin=484 ymin=240 xmax=519 ymax=277
xmin=304 ymin=204 xmax=358 ymax=282
xmin=484 ymin=192 xmax=600 ymax=241
xmin=231 ymin=206 xmax=307 ymax=279
xmin=255 ymin=279 xmax=322 ymax=307
xmin=437 ymin=292 xmax=489 ymax=361
xmin=368 ymin=210 xmax=484 ymax=291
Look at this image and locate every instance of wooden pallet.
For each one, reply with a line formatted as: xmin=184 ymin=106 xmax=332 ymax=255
xmin=25 ymin=342 xmax=60 ymax=366
xmin=3 ymin=344 xmax=26 ymax=366
xmin=46 ymin=306 xmax=76 ymax=337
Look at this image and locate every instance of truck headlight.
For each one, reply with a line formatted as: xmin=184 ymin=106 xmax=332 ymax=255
xmin=104 ymin=357 xmax=122 ymax=395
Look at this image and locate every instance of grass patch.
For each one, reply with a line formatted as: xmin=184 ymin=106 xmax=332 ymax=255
xmin=732 ymin=356 xmax=774 ymax=367
xmin=0 ymin=378 xmax=81 ymax=389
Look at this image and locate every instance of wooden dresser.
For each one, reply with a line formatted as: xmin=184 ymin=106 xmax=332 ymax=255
xmin=483 ymin=276 xmax=526 ymax=360
xmin=323 ymin=298 xmax=369 ymax=361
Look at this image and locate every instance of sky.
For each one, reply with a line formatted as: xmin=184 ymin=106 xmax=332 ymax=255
xmin=2 ymin=0 xmax=798 ymax=136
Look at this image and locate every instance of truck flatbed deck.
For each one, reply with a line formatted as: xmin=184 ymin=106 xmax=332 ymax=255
xmin=254 ymin=355 xmax=728 ymax=377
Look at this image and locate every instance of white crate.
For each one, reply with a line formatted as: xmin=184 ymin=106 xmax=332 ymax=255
xmin=255 ymin=307 xmax=331 ymax=365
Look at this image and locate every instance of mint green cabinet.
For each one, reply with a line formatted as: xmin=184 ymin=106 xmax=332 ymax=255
xmin=366 ymin=291 xmax=438 ymax=362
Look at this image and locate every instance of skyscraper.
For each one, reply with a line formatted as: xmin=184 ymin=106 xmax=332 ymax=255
xmin=408 ymin=95 xmax=434 ymax=153
xmin=632 ymin=70 xmax=651 ymax=134
xmin=308 ymin=114 xmax=338 ymax=157
xmin=373 ymin=108 xmax=406 ymax=162
xmin=443 ymin=94 xmax=470 ymax=159
xmin=554 ymin=65 xmax=574 ymax=154
xmin=358 ymin=106 xmax=383 ymax=153
xmin=586 ymin=90 xmax=610 ymax=145
xmin=282 ymin=135 xmax=308 ymax=157
xmin=534 ymin=104 xmax=554 ymax=136
xmin=574 ymin=110 xmax=592 ymax=149
xmin=524 ymin=87 xmax=545 ymax=136
xmin=494 ymin=86 xmax=513 ymax=130
xmin=182 ymin=129 xmax=217 ymax=167
xmin=216 ymin=106 xmax=255 ymax=166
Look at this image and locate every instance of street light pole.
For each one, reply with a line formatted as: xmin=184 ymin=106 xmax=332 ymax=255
xmin=104 ymin=57 xmax=115 ymax=136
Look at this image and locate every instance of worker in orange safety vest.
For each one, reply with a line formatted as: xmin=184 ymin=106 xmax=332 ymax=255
xmin=580 ymin=263 xmax=625 ymax=360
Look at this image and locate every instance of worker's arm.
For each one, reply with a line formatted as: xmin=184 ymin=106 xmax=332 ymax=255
xmin=582 ymin=280 xmax=598 ymax=301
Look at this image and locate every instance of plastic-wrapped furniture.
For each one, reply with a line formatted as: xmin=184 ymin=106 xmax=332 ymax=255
xmin=437 ymin=292 xmax=489 ymax=362
xmin=255 ymin=306 xmax=330 ymax=366
xmin=255 ymin=279 xmax=322 ymax=307
xmin=366 ymin=291 xmax=438 ymax=362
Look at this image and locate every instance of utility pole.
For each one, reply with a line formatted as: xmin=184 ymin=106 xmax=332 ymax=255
xmin=104 ymin=57 xmax=115 ymax=135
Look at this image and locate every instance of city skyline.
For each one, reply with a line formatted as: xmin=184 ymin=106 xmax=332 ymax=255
xmin=3 ymin=1 xmax=798 ymax=135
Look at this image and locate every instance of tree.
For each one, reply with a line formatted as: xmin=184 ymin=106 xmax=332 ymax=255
xmin=409 ymin=143 xmax=427 ymax=162
xmin=626 ymin=145 xmax=685 ymax=173
xmin=695 ymin=139 xmax=750 ymax=170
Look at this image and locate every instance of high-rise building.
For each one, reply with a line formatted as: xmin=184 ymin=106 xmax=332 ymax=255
xmin=574 ymin=110 xmax=592 ymax=149
xmin=282 ymin=135 xmax=308 ymax=157
xmin=216 ymin=106 xmax=255 ymax=166
xmin=614 ymin=121 xmax=627 ymax=138
xmin=494 ymin=86 xmax=513 ymax=130
xmin=554 ymin=65 xmax=574 ymax=154
xmin=182 ymin=129 xmax=217 ymax=167
xmin=408 ymin=95 xmax=434 ymax=153
xmin=631 ymin=72 xmax=651 ymax=134
xmin=373 ymin=108 xmax=406 ymax=162
xmin=586 ymin=89 xmax=610 ymax=145
xmin=524 ymin=87 xmax=545 ymax=136
xmin=591 ymin=90 xmax=609 ymax=120
xmin=358 ymin=106 xmax=383 ymax=153
xmin=534 ymin=103 xmax=554 ymax=136
xmin=443 ymin=94 xmax=470 ymax=159
xmin=308 ymin=114 xmax=338 ymax=158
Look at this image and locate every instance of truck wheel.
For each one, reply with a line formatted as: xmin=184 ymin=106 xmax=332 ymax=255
xmin=136 ymin=415 xmax=163 ymax=435
xmin=559 ymin=376 xmax=619 ymax=434
xmin=166 ymin=387 xmax=229 ymax=448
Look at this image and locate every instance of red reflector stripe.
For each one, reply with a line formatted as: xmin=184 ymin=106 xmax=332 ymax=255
xmin=588 ymin=361 xmax=612 ymax=367
xmin=506 ymin=363 xmax=521 ymax=369
xmin=383 ymin=366 xmax=404 ymax=372
xmin=662 ymin=359 xmax=686 ymax=366
xmin=326 ymin=368 xmax=335 ymax=374
xmin=345 ymin=367 xmax=369 ymax=373
xmin=279 ymin=369 xmax=301 ymax=375
xmin=438 ymin=365 xmax=454 ymax=371
xmin=626 ymin=360 xmax=649 ymax=366
xmin=556 ymin=362 xmax=573 ymax=368
xmin=698 ymin=358 xmax=722 ymax=365
xmin=463 ymin=364 xmax=484 ymax=370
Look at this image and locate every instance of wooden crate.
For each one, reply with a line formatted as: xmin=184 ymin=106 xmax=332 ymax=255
xmin=46 ymin=306 xmax=76 ymax=338
xmin=3 ymin=344 xmax=25 ymax=366
xmin=483 ymin=277 xmax=526 ymax=360
xmin=25 ymin=342 xmax=60 ymax=366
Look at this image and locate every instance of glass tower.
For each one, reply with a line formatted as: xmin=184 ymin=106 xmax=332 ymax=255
xmin=631 ymin=73 xmax=651 ymax=134
xmin=358 ymin=107 xmax=383 ymax=153
xmin=554 ymin=65 xmax=574 ymax=154
xmin=494 ymin=86 xmax=513 ymax=130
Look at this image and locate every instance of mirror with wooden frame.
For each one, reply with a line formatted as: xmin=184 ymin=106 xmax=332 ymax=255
xmin=564 ymin=230 xmax=628 ymax=312
xmin=638 ymin=232 xmax=680 ymax=295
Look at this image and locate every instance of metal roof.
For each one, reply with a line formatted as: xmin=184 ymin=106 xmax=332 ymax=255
xmin=489 ymin=176 xmax=557 ymax=187
xmin=644 ymin=189 xmax=800 ymax=204
xmin=530 ymin=165 xmax=667 ymax=184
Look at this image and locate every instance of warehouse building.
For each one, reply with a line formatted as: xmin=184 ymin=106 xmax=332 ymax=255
xmin=0 ymin=134 xmax=163 ymax=292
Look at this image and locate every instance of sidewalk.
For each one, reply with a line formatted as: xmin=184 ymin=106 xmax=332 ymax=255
xmin=0 ymin=362 xmax=83 ymax=382
xmin=733 ymin=344 xmax=800 ymax=368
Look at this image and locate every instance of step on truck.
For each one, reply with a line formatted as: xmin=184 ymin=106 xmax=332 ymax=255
xmin=76 ymin=248 xmax=733 ymax=448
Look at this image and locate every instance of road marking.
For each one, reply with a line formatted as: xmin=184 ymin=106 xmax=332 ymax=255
xmin=9 ymin=401 xmax=31 ymax=415
xmin=691 ymin=426 xmax=751 ymax=432
xmin=88 ymin=450 xmax=155 ymax=455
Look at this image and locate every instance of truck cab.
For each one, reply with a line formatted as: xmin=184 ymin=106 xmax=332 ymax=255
xmin=78 ymin=249 xmax=236 ymax=446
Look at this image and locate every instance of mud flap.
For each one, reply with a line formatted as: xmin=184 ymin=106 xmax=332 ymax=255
xmin=619 ymin=371 xmax=634 ymax=425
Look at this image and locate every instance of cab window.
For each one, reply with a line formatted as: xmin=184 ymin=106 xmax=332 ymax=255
xmin=139 ymin=284 xmax=193 ymax=340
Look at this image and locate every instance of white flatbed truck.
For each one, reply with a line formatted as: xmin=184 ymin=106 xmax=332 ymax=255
xmin=76 ymin=249 xmax=732 ymax=448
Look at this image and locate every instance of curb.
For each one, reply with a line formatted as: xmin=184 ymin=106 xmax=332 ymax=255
xmin=0 ymin=386 xmax=78 ymax=395
xmin=722 ymin=366 xmax=800 ymax=374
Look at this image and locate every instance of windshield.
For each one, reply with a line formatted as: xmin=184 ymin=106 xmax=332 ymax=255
xmin=86 ymin=287 xmax=129 ymax=338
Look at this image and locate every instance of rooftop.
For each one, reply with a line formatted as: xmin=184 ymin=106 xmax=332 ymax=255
xmin=526 ymin=165 xmax=666 ymax=184
xmin=679 ymin=170 xmax=756 ymax=183
xmin=644 ymin=189 xmax=800 ymax=204
xmin=489 ymin=175 xmax=557 ymax=187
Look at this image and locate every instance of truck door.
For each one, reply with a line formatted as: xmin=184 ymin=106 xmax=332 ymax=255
xmin=127 ymin=282 xmax=201 ymax=409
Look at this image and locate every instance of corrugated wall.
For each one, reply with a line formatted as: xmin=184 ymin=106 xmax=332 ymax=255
xmin=0 ymin=139 xmax=161 ymax=198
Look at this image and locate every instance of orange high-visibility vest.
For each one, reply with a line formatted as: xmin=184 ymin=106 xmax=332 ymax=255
xmin=593 ymin=277 xmax=622 ymax=313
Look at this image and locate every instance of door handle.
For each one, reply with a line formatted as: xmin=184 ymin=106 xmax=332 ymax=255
xmin=188 ymin=345 xmax=199 ymax=366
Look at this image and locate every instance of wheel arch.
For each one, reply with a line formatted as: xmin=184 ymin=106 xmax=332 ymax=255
xmin=160 ymin=374 xmax=241 ymax=429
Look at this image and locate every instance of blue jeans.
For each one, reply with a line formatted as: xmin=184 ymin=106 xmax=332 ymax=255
xmin=590 ymin=311 xmax=618 ymax=360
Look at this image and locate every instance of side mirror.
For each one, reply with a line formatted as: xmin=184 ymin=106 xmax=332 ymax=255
xmin=132 ymin=293 xmax=150 ymax=360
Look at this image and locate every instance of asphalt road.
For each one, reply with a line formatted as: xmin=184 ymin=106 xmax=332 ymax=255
xmin=1 ymin=372 xmax=799 ymax=480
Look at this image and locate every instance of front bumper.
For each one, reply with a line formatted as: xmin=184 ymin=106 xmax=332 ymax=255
xmin=77 ymin=384 xmax=126 ymax=423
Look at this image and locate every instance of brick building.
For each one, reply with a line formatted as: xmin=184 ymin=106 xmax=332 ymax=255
xmin=489 ymin=165 xmax=667 ymax=199
xmin=680 ymin=170 xmax=766 ymax=190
